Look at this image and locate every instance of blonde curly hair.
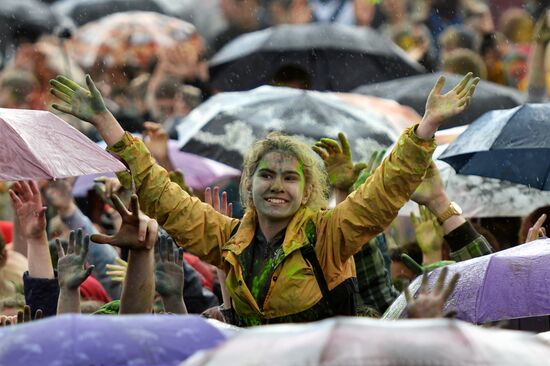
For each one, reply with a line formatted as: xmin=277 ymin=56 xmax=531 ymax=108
xmin=240 ymin=132 xmax=328 ymax=213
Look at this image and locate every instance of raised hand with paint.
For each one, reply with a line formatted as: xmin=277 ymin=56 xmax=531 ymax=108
xmin=154 ymin=235 xmax=187 ymax=314
xmin=50 ymin=73 xmax=477 ymax=325
xmin=312 ymin=133 xmax=367 ymax=192
xmin=56 ymin=229 xmax=94 ymax=314
xmin=50 ymin=75 xmax=125 ymax=146
xmin=90 ymin=193 xmax=158 ymax=314
xmin=411 ymin=205 xmax=444 ymax=264
xmin=405 ymin=267 xmax=460 ymax=319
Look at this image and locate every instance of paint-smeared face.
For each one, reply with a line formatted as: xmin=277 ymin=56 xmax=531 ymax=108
xmin=252 ymin=151 xmax=308 ymax=224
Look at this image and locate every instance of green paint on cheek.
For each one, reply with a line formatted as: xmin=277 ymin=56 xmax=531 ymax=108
xmin=297 ymin=161 xmax=305 ymax=191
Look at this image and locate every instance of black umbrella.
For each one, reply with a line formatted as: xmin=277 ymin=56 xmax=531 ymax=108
xmin=209 ymin=23 xmax=425 ymax=93
xmin=0 ymin=0 xmax=61 ymax=68
xmin=52 ymin=0 xmax=168 ymax=26
xmin=176 ymin=86 xmax=400 ymax=168
xmin=439 ymin=104 xmax=550 ymax=190
xmin=355 ymin=72 xmax=526 ymax=129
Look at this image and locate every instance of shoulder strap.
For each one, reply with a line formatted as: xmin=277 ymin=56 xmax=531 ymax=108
xmin=300 ymin=219 xmax=334 ymax=316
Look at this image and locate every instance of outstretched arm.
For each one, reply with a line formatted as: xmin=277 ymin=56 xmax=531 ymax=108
xmin=9 ymin=181 xmax=53 ymax=279
xmin=91 ymin=194 xmax=157 ymax=314
xmin=314 ymin=73 xmax=479 ymax=261
xmin=50 ymin=75 xmax=124 ymax=146
xmin=56 ymin=230 xmax=95 ymax=314
xmin=50 ymin=75 xmax=238 ymax=266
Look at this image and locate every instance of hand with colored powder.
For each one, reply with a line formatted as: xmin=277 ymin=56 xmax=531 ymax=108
xmin=410 ymin=205 xmax=444 ymax=264
xmin=91 ymin=194 xmax=158 ymax=251
xmin=312 ymin=132 xmax=367 ymax=192
xmin=56 ymin=229 xmax=94 ymax=314
xmin=49 ymin=74 xmax=125 ymax=146
xmin=57 ymin=229 xmax=94 ymax=291
xmin=155 ymin=235 xmax=187 ymax=314
xmin=405 ymin=267 xmax=459 ymax=319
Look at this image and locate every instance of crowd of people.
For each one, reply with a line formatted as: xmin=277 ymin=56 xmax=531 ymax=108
xmin=1 ymin=0 xmax=550 ymax=364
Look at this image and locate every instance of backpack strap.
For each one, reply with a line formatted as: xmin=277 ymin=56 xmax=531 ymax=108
xmin=300 ymin=218 xmax=335 ymax=317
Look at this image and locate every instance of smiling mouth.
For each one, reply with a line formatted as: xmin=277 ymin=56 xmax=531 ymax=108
xmin=265 ymin=198 xmax=287 ymax=204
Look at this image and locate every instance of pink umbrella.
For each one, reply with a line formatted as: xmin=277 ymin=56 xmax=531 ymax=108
xmin=73 ymin=138 xmax=241 ymax=196
xmin=0 ymin=108 xmax=126 ymax=180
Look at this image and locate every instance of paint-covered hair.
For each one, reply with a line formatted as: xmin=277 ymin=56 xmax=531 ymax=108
xmin=240 ymin=132 xmax=328 ymax=212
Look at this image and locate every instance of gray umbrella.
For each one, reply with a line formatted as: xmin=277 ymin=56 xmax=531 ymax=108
xmin=177 ymin=86 xmax=400 ymax=169
xmin=52 ymin=0 xmax=168 ymax=25
xmin=354 ymin=72 xmax=526 ymax=129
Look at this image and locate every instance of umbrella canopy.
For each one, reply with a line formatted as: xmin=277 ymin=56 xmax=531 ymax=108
xmin=0 ymin=314 xmax=227 ymax=366
xmin=439 ymin=104 xmax=550 ymax=190
xmin=67 ymin=11 xmax=197 ymax=72
xmin=183 ymin=317 xmax=550 ymax=366
xmin=397 ymin=127 xmax=550 ymax=218
xmin=52 ymin=0 xmax=169 ymax=26
xmin=0 ymin=0 xmax=59 ymax=67
xmin=0 ymin=108 xmax=126 ymax=180
xmin=354 ymin=72 xmax=526 ymax=129
xmin=73 ymin=137 xmax=241 ymax=196
xmin=177 ymin=86 xmax=401 ymax=169
xmin=209 ymin=23 xmax=425 ymax=92
xmin=384 ymin=239 xmax=550 ymax=327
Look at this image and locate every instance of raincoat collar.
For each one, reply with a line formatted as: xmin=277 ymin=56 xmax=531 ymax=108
xmin=222 ymin=206 xmax=314 ymax=256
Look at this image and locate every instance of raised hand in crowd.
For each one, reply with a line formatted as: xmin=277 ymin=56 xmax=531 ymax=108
xmin=106 ymin=257 xmax=128 ymax=283
xmin=312 ymin=132 xmax=367 ymax=193
xmin=50 ymin=75 xmax=125 ymax=146
xmin=205 ymin=186 xmax=233 ymax=315
xmin=411 ymin=162 xmax=465 ymax=235
xmin=56 ymin=229 xmax=94 ymax=314
xmin=405 ymin=267 xmax=459 ymax=319
xmin=0 ymin=305 xmax=42 ymax=326
xmin=90 ymin=194 xmax=157 ymax=314
xmin=525 ymin=214 xmax=547 ymax=243
xmin=9 ymin=180 xmax=54 ymax=279
xmin=142 ymin=122 xmax=175 ymax=172
xmin=411 ymin=205 xmax=444 ymax=264
xmin=417 ymin=72 xmax=479 ymax=139
xmin=155 ymin=236 xmax=187 ymax=314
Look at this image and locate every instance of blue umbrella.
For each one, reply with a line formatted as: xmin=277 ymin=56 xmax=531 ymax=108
xmin=0 ymin=314 xmax=228 ymax=366
xmin=439 ymin=104 xmax=550 ymax=190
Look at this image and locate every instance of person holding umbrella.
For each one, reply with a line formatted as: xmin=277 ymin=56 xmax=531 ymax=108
xmin=49 ymin=72 xmax=479 ymax=325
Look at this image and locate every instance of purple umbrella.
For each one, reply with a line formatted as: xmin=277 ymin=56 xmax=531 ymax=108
xmin=0 ymin=109 xmax=126 ymax=180
xmin=383 ymin=239 xmax=550 ymax=326
xmin=73 ymin=137 xmax=240 ymax=196
xmin=0 ymin=314 xmax=228 ymax=366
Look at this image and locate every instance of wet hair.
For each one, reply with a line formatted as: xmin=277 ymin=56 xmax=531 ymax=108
xmin=439 ymin=26 xmax=480 ymax=53
xmin=154 ymin=78 xmax=180 ymax=100
xmin=272 ymin=64 xmax=312 ymax=89
xmin=499 ymin=8 xmax=534 ymax=43
xmin=441 ymin=48 xmax=488 ymax=79
xmin=240 ymin=132 xmax=328 ymax=212
xmin=178 ymin=85 xmax=202 ymax=109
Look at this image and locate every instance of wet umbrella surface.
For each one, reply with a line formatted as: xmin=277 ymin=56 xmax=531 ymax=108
xmin=209 ymin=23 xmax=425 ymax=92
